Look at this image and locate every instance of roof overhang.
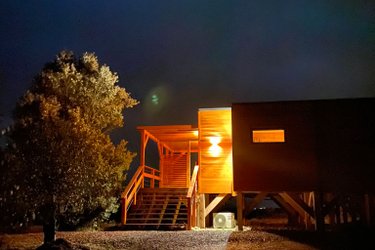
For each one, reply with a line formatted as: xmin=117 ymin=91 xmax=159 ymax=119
xmin=137 ymin=125 xmax=198 ymax=152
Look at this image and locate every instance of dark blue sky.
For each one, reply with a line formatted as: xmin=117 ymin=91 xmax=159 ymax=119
xmin=1 ymin=1 xmax=374 ymax=154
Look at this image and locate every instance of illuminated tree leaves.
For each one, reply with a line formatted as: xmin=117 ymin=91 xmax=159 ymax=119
xmin=0 ymin=51 xmax=138 ymax=230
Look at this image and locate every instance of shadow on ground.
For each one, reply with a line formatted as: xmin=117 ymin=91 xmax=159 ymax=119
xmin=264 ymin=225 xmax=375 ymax=250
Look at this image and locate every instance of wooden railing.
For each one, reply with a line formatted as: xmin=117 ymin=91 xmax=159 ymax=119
xmin=121 ymin=165 xmax=161 ymax=224
xmin=187 ymin=164 xmax=199 ymax=229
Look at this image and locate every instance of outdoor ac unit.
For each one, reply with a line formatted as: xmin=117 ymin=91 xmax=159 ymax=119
xmin=213 ymin=212 xmax=236 ymax=229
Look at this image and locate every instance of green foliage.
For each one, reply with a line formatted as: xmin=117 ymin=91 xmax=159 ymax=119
xmin=0 ymin=51 xmax=138 ymax=231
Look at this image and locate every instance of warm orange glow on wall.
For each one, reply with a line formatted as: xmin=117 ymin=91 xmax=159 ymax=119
xmin=252 ymin=129 xmax=285 ymax=143
xmin=198 ymin=108 xmax=233 ymax=194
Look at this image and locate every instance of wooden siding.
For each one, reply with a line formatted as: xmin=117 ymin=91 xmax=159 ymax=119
xmin=232 ymin=98 xmax=375 ymax=193
xmin=198 ymin=108 xmax=233 ymax=194
xmin=161 ymin=153 xmax=189 ymax=188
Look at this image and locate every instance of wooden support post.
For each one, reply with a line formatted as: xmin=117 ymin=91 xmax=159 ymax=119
xmin=187 ymin=141 xmax=191 ymax=187
xmin=158 ymin=143 xmax=163 ymax=186
xmin=205 ymin=195 xmax=210 ymax=227
xmin=198 ymin=194 xmax=206 ymax=228
xmin=245 ymin=192 xmax=268 ymax=212
xmin=303 ymin=192 xmax=315 ymax=229
xmin=121 ymin=198 xmax=127 ymax=224
xmin=150 ymin=168 xmax=155 ymax=188
xmin=342 ymin=203 xmax=348 ymax=224
xmin=141 ymin=167 xmax=145 ymax=188
xmin=314 ymin=191 xmax=325 ymax=232
xmin=323 ymin=193 xmax=336 ymax=226
xmin=187 ymin=199 xmax=192 ymax=230
xmin=237 ymin=192 xmax=244 ymax=231
xmin=364 ymin=194 xmax=371 ymax=227
xmin=139 ymin=130 xmax=149 ymax=167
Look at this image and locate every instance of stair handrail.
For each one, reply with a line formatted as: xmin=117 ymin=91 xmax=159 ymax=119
xmin=187 ymin=164 xmax=199 ymax=198
xmin=121 ymin=165 xmax=161 ymax=224
xmin=187 ymin=164 xmax=199 ymax=229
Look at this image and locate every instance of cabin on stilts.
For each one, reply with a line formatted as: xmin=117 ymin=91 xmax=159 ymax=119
xmin=121 ymin=97 xmax=375 ymax=231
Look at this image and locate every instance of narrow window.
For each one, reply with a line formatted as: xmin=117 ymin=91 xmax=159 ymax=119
xmin=252 ymin=129 xmax=285 ymax=143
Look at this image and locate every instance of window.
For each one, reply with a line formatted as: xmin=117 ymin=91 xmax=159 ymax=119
xmin=252 ymin=129 xmax=285 ymax=143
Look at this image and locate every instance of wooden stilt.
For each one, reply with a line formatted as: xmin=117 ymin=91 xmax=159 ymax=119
xmin=198 ymin=194 xmax=206 ymax=228
xmin=314 ymin=191 xmax=325 ymax=232
xmin=364 ymin=194 xmax=371 ymax=227
xmin=237 ymin=192 xmax=244 ymax=231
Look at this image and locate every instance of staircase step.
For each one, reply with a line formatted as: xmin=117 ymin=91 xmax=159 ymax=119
xmin=124 ymin=187 xmax=190 ymax=230
xmin=129 ymin=209 xmax=187 ymax=215
xmin=137 ymin=198 xmax=187 ymax=201
xmin=124 ymin=223 xmax=186 ymax=225
xmin=133 ymin=203 xmax=187 ymax=207
xmin=132 ymin=208 xmax=187 ymax=211
xmin=140 ymin=188 xmax=188 ymax=194
xmin=122 ymin=223 xmax=187 ymax=230
xmin=127 ymin=217 xmax=187 ymax=221
xmin=128 ymin=212 xmax=188 ymax=216
xmin=138 ymin=200 xmax=187 ymax=203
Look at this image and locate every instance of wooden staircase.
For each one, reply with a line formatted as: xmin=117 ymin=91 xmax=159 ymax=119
xmin=124 ymin=188 xmax=188 ymax=230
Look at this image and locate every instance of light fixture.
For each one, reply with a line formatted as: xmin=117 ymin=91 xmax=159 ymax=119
xmin=209 ymin=136 xmax=222 ymax=157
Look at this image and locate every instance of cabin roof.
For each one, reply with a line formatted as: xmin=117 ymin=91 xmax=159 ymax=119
xmin=137 ymin=125 xmax=198 ymax=152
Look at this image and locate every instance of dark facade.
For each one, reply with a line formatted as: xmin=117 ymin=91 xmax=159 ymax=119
xmin=232 ymin=98 xmax=375 ymax=193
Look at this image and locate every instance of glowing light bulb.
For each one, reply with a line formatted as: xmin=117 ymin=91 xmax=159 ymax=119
xmin=208 ymin=136 xmax=222 ymax=157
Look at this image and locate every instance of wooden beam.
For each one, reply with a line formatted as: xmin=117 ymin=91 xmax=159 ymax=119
xmin=321 ymin=194 xmax=338 ymax=217
xmin=187 ymin=165 xmax=199 ymax=198
xmin=271 ymin=194 xmax=299 ymax=226
xmin=204 ymin=194 xmax=230 ymax=217
xmin=137 ymin=125 xmax=198 ymax=154
xmin=286 ymin=193 xmax=315 ymax=217
xmin=272 ymin=194 xmax=298 ymax=216
xmin=144 ymin=130 xmax=174 ymax=153
xmin=279 ymin=192 xmax=313 ymax=219
xmin=245 ymin=192 xmax=268 ymax=212
xmin=137 ymin=125 xmax=195 ymax=131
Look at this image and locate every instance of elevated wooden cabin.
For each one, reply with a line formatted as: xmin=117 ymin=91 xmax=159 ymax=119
xmin=121 ymin=98 xmax=375 ymax=231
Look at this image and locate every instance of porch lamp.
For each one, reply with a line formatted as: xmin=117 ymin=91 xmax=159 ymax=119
xmin=209 ymin=136 xmax=222 ymax=157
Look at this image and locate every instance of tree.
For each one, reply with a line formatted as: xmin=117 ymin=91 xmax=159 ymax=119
xmin=0 ymin=51 xmax=138 ymax=243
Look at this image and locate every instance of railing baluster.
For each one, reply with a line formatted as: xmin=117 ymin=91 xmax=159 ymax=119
xmin=121 ymin=165 xmax=161 ymax=225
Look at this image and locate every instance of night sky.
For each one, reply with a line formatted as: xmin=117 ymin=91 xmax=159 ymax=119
xmin=1 ymin=1 xmax=374 ymax=163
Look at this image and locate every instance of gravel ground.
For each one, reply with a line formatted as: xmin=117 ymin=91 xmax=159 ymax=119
xmin=0 ymin=229 xmax=317 ymax=250
xmin=1 ymin=227 xmax=373 ymax=250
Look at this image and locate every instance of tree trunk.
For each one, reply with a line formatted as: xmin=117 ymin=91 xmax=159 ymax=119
xmin=42 ymin=199 xmax=56 ymax=244
xmin=43 ymin=217 xmax=56 ymax=243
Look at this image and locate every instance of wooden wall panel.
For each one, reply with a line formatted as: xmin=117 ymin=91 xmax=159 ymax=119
xmin=314 ymin=98 xmax=375 ymax=193
xmin=161 ymin=153 xmax=189 ymax=188
xmin=232 ymin=101 xmax=317 ymax=192
xmin=198 ymin=108 xmax=233 ymax=194
xmin=232 ymin=98 xmax=375 ymax=193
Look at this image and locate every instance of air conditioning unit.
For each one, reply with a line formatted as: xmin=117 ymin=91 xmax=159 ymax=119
xmin=213 ymin=212 xmax=236 ymax=229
